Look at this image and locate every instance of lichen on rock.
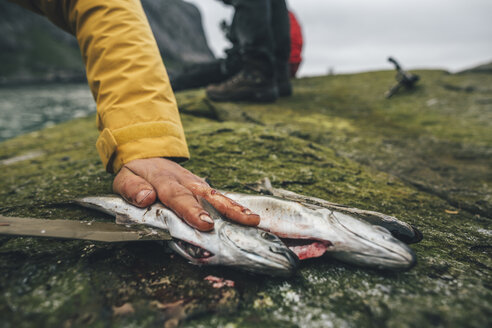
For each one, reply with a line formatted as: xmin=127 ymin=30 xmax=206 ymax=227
xmin=0 ymin=70 xmax=491 ymax=327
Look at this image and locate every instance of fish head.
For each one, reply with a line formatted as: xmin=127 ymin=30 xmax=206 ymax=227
xmin=216 ymin=220 xmax=299 ymax=277
xmin=329 ymin=211 xmax=416 ymax=270
xmin=167 ymin=201 xmax=298 ymax=277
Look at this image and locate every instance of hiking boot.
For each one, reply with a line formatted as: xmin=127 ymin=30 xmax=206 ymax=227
xmin=206 ymin=69 xmax=278 ymax=103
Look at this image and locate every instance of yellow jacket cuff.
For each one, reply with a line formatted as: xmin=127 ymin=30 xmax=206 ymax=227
xmin=96 ymin=123 xmax=190 ymax=173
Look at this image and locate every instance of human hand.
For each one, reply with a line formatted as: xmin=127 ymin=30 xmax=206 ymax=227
xmin=112 ymin=158 xmax=260 ymax=231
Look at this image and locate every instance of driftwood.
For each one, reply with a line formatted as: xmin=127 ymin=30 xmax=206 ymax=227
xmin=385 ymin=57 xmax=420 ymax=98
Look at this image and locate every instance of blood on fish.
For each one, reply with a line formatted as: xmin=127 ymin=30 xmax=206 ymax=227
xmin=283 ymin=240 xmax=332 ymax=260
xmin=210 ymin=191 xmax=255 ymax=217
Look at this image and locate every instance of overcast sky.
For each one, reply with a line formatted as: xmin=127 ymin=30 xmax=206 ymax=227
xmin=185 ymin=0 xmax=492 ymax=76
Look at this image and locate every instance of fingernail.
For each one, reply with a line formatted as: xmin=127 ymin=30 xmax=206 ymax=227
xmin=136 ymin=190 xmax=152 ymax=204
xmin=199 ymin=214 xmax=214 ymax=224
xmin=242 ymin=209 xmax=252 ymax=215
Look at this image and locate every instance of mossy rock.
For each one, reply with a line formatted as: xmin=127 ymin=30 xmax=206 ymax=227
xmin=0 ymin=70 xmax=491 ymax=327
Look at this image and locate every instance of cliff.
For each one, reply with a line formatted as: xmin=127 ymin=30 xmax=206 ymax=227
xmin=0 ymin=0 xmax=214 ymax=85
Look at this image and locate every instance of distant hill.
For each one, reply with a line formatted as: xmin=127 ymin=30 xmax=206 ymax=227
xmin=0 ymin=0 xmax=214 ymax=85
xmin=458 ymin=60 xmax=492 ymax=74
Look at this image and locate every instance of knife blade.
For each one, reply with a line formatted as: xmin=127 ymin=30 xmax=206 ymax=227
xmin=0 ymin=215 xmax=171 ymax=243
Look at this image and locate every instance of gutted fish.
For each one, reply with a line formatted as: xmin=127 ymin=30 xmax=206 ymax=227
xmin=250 ymin=177 xmax=423 ymax=244
xmin=76 ymin=196 xmax=298 ymax=277
xmin=221 ymin=191 xmax=417 ymax=270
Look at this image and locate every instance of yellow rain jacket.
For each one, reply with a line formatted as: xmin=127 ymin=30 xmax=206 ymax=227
xmin=11 ymin=0 xmax=190 ymax=173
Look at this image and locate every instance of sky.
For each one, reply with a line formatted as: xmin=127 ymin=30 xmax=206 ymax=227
xmin=185 ymin=0 xmax=492 ymax=76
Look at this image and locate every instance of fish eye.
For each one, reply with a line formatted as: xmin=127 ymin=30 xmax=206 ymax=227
xmin=261 ymin=231 xmax=280 ymax=242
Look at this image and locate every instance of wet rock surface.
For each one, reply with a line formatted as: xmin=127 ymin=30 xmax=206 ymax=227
xmin=0 ymin=70 xmax=491 ymax=327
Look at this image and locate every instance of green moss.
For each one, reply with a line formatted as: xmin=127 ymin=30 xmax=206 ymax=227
xmin=179 ymin=70 xmax=492 ymax=217
xmin=1 ymin=70 xmax=491 ymax=327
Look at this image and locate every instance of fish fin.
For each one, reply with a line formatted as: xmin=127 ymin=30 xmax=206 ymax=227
xmin=245 ymin=177 xmax=274 ymax=194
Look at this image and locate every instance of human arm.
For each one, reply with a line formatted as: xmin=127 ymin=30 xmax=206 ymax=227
xmin=12 ymin=0 xmax=259 ymax=230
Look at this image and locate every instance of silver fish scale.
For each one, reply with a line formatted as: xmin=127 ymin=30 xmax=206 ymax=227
xmin=77 ymin=196 xmax=298 ymax=277
xmin=221 ymin=192 xmax=416 ymax=270
xmin=78 ymin=189 xmax=417 ymax=272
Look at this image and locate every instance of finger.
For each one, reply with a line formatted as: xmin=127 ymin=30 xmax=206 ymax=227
xmin=154 ymin=179 xmax=214 ymax=231
xmin=189 ymin=184 xmax=260 ymax=227
xmin=124 ymin=158 xmax=213 ymax=230
xmin=113 ymin=166 xmax=157 ymax=207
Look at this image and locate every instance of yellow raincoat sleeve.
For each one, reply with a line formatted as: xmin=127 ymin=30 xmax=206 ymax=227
xmin=10 ymin=0 xmax=190 ymax=173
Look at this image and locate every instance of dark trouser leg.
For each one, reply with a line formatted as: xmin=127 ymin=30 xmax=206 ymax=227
xmin=270 ymin=0 xmax=290 ymax=67
xmin=206 ymin=0 xmax=278 ymax=102
xmin=229 ymin=0 xmax=274 ymax=77
xmin=169 ymin=51 xmax=242 ymax=92
xmin=270 ymin=0 xmax=292 ymax=96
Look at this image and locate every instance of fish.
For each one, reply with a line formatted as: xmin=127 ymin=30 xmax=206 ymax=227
xmin=76 ymin=196 xmax=298 ymax=277
xmin=250 ymin=177 xmax=423 ymax=244
xmin=79 ymin=182 xmax=418 ymax=271
xmin=221 ymin=191 xmax=417 ymax=270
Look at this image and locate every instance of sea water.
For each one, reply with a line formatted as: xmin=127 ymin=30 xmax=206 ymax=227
xmin=0 ymin=83 xmax=95 ymax=142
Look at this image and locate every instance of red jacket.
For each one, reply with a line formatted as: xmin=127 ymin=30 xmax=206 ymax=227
xmin=289 ymin=11 xmax=303 ymax=77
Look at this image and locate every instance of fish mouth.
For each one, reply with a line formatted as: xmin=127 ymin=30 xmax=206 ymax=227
xmin=220 ymin=228 xmax=299 ymax=276
xmin=242 ymin=245 xmax=299 ymax=277
xmin=171 ymin=239 xmax=214 ymax=260
xmin=331 ymin=213 xmax=417 ymax=269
